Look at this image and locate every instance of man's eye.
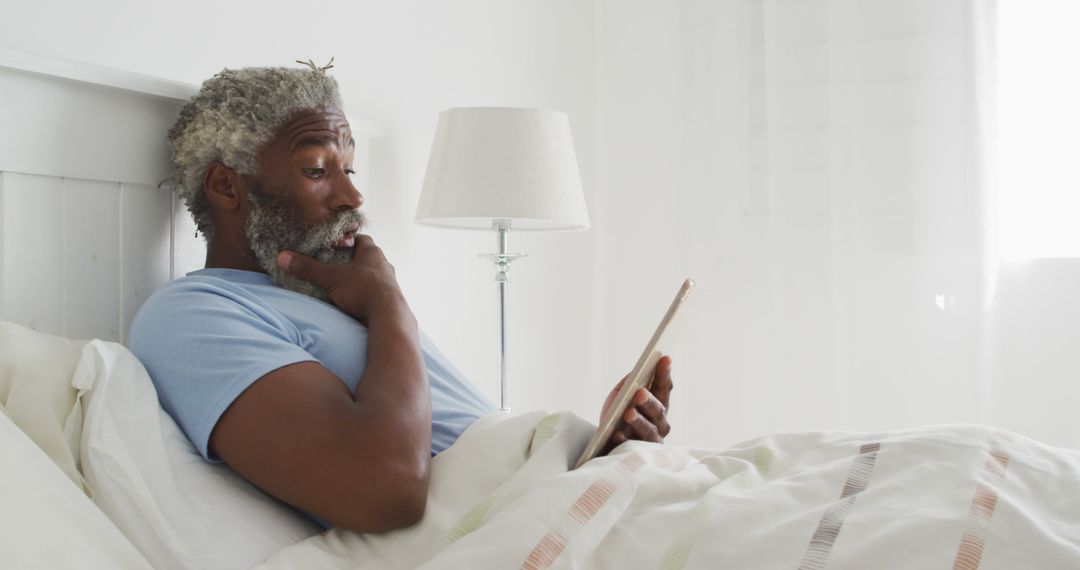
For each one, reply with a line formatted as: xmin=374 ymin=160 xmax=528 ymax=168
xmin=344 ymin=168 xmax=356 ymax=175
xmin=303 ymin=168 xmax=326 ymax=179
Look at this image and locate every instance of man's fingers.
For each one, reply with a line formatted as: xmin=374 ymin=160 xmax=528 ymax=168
xmin=355 ymin=234 xmax=376 ymax=249
xmin=650 ymin=356 xmax=674 ymax=410
xmin=622 ymin=407 xmax=661 ymax=443
xmin=276 ymin=250 xmax=333 ymax=289
xmin=633 ymin=388 xmax=671 ymax=438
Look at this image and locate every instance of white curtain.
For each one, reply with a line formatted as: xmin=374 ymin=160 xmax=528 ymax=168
xmin=590 ymin=0 xmax=1063 ymax=448
xmin=738 ymin=0 xmax=997 ymax=432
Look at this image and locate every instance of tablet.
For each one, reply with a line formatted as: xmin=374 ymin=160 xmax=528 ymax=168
xmin=573 ymin=278 xmax=696 ymax=469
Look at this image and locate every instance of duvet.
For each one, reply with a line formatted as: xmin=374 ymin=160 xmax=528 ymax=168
xmin=255 ymin=412 xmax=1080 ymax=569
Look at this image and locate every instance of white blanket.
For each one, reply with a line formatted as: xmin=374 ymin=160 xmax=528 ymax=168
xmin=255 ymin=412 xmax=1080 ymax=569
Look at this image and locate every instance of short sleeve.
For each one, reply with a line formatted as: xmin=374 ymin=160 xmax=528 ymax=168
xmin=128 ymin=279 xmax=317 ymax=461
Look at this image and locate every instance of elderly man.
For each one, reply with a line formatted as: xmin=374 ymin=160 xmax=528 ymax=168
xmin=129 ymin=63 xmax=673 ymax=533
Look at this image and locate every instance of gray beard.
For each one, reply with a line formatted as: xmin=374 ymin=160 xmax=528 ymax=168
xmin=244 ymin=183 xmax=366 ymax=303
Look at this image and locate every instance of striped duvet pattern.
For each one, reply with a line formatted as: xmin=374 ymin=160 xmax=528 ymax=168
xmin=952 ymin=449 xmax=1011 ymax=570
xmin=797 ymin=443 xmax=882 ymax=570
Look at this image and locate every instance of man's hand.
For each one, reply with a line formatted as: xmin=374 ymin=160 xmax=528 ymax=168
xmin=277 ymin=235 xmax=405 ymax=325
xmin=599 ymin=356 xmax=674 ymax=453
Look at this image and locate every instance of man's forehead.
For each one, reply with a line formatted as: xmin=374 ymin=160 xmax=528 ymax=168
xmin=291 ymin=133 xmax=356 ymax=153
xmin=274 ymin=109 xmax=354 ymax=151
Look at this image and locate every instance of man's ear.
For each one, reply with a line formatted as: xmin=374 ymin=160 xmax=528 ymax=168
xmin=203 ymin=161 xmax=244 ymax=211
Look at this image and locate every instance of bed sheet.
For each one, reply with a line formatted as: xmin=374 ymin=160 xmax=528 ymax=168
xmin=256 ymin=411 xmax=1080 ymax=569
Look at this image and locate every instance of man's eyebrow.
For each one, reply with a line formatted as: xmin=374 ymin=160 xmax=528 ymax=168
xmin=291 ymin=135 xmax=356 ymax=151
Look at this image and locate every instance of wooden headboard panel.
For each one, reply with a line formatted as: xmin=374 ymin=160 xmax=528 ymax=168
xmin=0 ymin=54 xmax=203 ymax=344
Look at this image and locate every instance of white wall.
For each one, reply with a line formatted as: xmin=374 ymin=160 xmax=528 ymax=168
xmin=0 ymin=0 xmax=601 ymax=419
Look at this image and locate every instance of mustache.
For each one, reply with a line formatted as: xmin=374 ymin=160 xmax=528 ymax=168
xmin=296 ymin=209 xmax=368 ymax=252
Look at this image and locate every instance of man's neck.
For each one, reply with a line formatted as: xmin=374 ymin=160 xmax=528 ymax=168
xmin=204 ymin=240 xmax=264 ymax=273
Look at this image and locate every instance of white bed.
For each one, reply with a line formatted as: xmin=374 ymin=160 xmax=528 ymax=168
xmin=2 ymin=55 xmax=1080 ymax=569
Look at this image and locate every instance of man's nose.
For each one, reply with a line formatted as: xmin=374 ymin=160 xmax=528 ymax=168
xmin=333 ymin=172 xmax=363 ymax=212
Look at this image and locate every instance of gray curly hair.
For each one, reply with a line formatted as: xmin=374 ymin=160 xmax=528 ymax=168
xmin=166 ymin=62 xmax=343 ymax=242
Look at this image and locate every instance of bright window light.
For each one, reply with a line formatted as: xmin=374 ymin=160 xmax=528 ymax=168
xmin=998 ymin=2 xmax=1080 ymax=259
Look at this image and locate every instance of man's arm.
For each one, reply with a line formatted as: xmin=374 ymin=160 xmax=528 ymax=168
xmin=210 ymin=237 xmax=432 ymax=533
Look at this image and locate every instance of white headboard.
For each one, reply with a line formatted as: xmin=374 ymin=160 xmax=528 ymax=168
xmin=0 ymin=54 xmax=204 ymax=344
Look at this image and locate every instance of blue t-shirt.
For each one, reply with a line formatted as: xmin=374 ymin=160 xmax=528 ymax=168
xmin=128 ymin=268 xmax=495 ymax=463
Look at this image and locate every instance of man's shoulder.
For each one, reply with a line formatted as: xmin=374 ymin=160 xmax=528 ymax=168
xmin=141 ymin=272 xmax=274 ymax=316
xmin=152 ymin=271 xmax=257 ymax=300
xmin=129 ymin=273 xmax=284 ymax=344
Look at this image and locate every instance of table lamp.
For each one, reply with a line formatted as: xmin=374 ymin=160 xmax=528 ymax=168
xmin=415 ymin=107 xmax=589 ymax=411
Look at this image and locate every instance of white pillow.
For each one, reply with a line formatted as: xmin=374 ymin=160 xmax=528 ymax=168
xmin=0 ymin=321 xmax=89 ymax=492
xmin=0 ymin=401 xmax=151 ymax=568
xmin=75 ymin=339 xmax=323 ymax=570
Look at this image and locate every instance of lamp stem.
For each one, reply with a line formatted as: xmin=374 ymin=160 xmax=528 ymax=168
xmin=497 ymin=223 xmax=509 ymax=412
xmin=484 ymin=219 xmax=525 ymax=412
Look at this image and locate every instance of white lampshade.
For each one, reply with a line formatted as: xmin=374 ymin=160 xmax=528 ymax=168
xmin=416 ymin=107 xmax=589 ymax=231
